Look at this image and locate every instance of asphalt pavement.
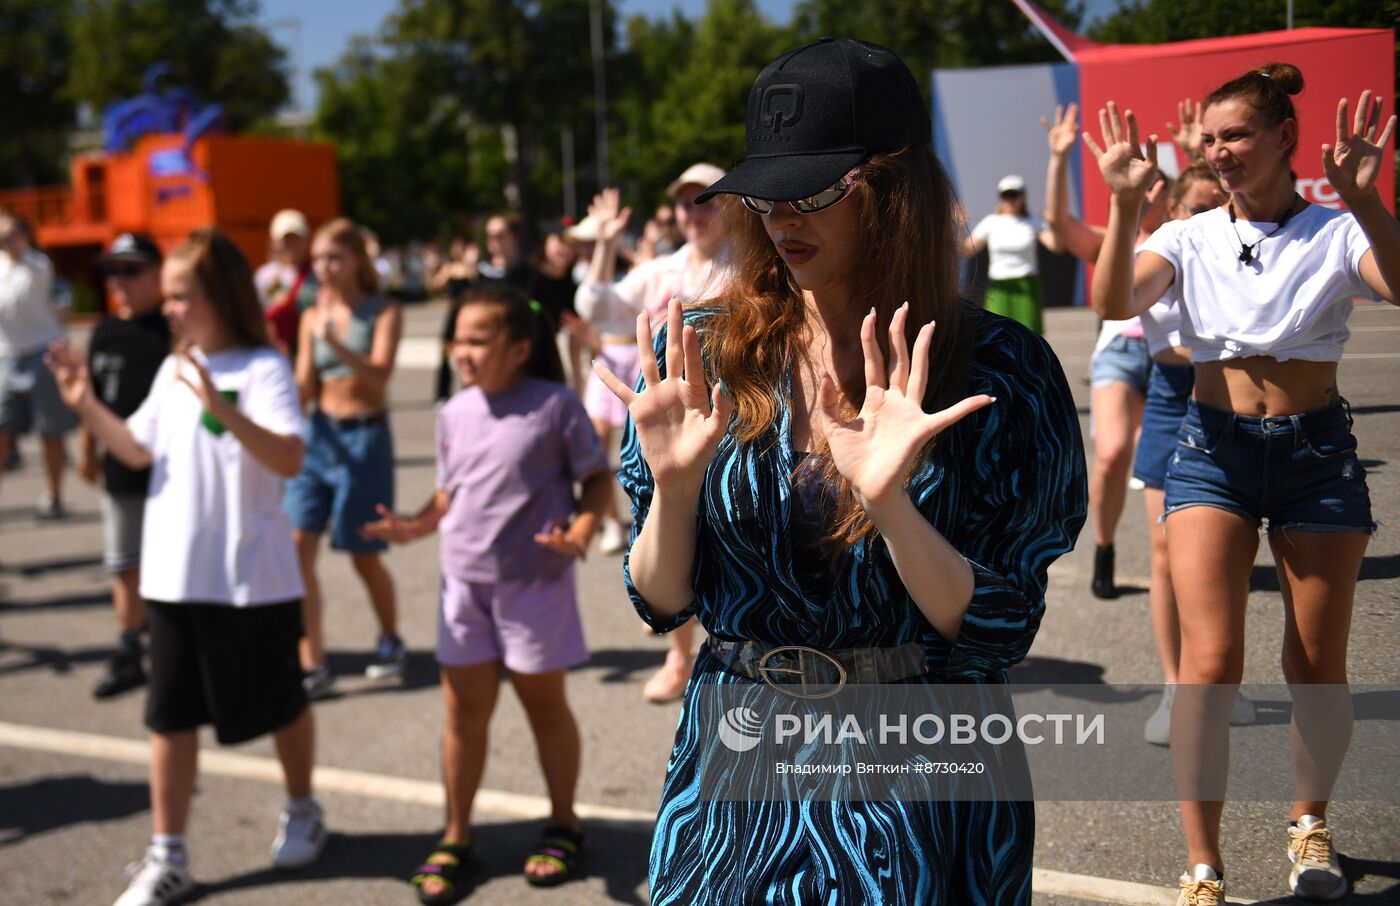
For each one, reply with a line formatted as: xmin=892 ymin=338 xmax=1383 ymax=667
xmin=2 ymin=300 xmax=1397 ymax=905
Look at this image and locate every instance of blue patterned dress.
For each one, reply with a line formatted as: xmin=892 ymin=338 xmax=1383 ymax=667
xmin=619 ymin=305 xmax=1087 ymax=904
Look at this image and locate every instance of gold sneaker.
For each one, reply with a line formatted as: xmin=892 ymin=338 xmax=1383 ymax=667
xmin=1288 ymin=814 xmax=1348 ymax=901
xmin=1177 ymin=864 xmax=1225 ymax=906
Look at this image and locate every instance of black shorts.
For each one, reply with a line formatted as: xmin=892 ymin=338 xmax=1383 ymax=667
xmin=146 ymin=600 xmax=308 ymax=745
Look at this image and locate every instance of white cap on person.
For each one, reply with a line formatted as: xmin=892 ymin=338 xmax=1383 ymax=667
xmin=269 ymin=208 xmax=310 ymax=239
xmin=564 ymin=216 xmax=599 ymax=242
xmin=666 ymin=163 xmax=727 ymax=199
xmin=997 ymin=174 xmax=1026 ymax=194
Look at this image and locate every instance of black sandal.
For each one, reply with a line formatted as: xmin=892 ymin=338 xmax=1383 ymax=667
xmin=523 ymin=824 xmax=584 ymax=888
xmin=412 ymin=839 xmax=475 ymax=905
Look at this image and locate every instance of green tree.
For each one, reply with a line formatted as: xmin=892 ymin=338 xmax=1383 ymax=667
xmin=376 ymin=0 xmax=609 ymax=229
xmin=613 ymin=0 xmax=791 ymax=209
xmin=1088 ymin=0 xmax=1399 ymax=102
xmin=1 ymin=0 xmax=75 ymax=187
xmin=792 ymin=0 xmax=1085 ymax=96
xmin=314 ymin=37 xmax=508 ymax=244
xmin=67 ymin=0 xmax=289 ymax=131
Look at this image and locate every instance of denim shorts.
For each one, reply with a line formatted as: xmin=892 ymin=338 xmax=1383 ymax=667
xmin=283 ymin=410 xmax=395 ymax=553
xmin=0 ymin=349 xmax=80 ymax=436
xmin=1132 ymin=362 xmax=1194 ymax=490
xmin=1090 ymin=335 xmax=1151 ymax=394
xmin=1163 ymin=398 xmax=1375 ymax=535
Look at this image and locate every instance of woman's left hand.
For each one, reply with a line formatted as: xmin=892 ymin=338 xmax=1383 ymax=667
xmin=175 ymin=349 xmax=233 ymax=419
xmin=817 ymin=304 xmax=996 ymax=514
xmin=1323 ymin=91 xmax=1396 ymax=206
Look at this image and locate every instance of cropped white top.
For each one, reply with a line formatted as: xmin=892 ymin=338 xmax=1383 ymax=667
xmin=1140 ymin=205 xmax=1373 ymax=364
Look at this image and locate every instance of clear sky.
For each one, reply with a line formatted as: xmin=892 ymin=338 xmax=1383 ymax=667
xmin=257 ymin=0 xmax=1120 ymax=111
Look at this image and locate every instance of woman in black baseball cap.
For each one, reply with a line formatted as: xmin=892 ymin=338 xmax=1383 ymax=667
xmin=597 ymin=39 xmax=1086 ymax=903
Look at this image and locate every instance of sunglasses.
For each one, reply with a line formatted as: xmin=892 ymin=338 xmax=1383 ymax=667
xmin=104 ymin=263 xmax=151 ymax=278
xmin=999 ymin=189 xmax=1024 ymax=199
xmin=741 ymin=169 xmax=859 ymax=216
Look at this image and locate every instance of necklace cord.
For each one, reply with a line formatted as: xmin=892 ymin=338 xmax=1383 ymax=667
xmin=1228 ymin=194 xmax=1303 ymax=265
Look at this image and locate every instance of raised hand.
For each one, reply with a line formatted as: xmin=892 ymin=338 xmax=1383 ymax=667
xmin=588 ymin=188 xmax=633 ymax=245
xmin=1322 ymin=91 xmax=1396 ymax=206
xmin=175 ymin=349 xmax=233 ymax=420
xmin=593 ymin=295 xmax=732 ymax=491
xmin=45 ymin=340 xmax=92 ymax=411
xmin=816 ymin=304 xmax=995 ymax=512
xmin=1083 ymin=102 xmax=1160 ymax=199
xmin=1167 ymin=97 xmax=1204 ymax=160
xmin=1041 ymin=103 xmax=1079 ymax=157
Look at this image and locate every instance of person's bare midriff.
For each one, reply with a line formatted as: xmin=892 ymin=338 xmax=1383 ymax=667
xmin=318 ymin=377 xmax=386 ymax=420
xmin=1193 ymin=357 xmax=1340 ymax=416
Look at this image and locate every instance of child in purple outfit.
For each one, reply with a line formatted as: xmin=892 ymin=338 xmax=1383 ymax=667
xmin=363 ymin=285 xmax=611 ymax=901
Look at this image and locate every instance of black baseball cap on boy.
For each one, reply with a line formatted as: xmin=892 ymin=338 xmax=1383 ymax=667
xmin=99 ymin=232 xmax=163 ymax=269
xmin=696 ymin=38 xmax=931 ymax=204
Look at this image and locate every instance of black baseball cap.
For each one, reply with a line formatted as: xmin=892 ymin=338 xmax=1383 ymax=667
xmin=99 ymin=232 xmax=162 ymax=268
xmin=696 ymin=38 xmax=931 ymax=204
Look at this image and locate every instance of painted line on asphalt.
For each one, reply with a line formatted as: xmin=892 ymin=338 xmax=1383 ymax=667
xmin=0 ymin=719 xmax=652 ymax=824
xmin=1033 ymin=867 xmax=1257 ymax=905
xmin=0 ymin=720 xmax=1261 ymax=905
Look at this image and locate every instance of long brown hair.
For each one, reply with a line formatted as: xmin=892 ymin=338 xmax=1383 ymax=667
xmin=314 ymin=217 xmax=380 ymax=295
xmin=168 ymin=228 xmax=271 ymax=349
xmin=701 ymin=144 xmax=970 ymax=547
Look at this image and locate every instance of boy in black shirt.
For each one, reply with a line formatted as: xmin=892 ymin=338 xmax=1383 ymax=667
xmin=83 ymin=233 xmax=171 ymax=698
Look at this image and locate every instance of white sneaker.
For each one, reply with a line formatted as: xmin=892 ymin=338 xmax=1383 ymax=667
xmin=1288 ymin=814 xmax=1348 ymax=901
xmin=1144 ymin=684 xmax=1175 ymax=746
xmin=1176 ymin=863 xmax=1225 ymax=906
xmin=113 ymin=849 xmax=194 ymax=906
xmin=1230 ymin=689 xmax=1257 ymax=726
xmin=270 ymin=799 xmax=327 ymax=869
xmin=598 ymin=519 xmax=629 ymax=555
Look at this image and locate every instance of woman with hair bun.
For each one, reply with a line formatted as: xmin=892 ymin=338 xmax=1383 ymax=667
xmin=1087 ymin=63 xmax=1398 ymax=904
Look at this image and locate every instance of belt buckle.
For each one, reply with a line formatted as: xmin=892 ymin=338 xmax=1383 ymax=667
xmin=756 ymin=645 xmax=846 ymax=699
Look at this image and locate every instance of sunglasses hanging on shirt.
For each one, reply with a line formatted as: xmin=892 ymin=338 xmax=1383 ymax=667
xmin=1229 ymin=194 xmax=1303 ymax=265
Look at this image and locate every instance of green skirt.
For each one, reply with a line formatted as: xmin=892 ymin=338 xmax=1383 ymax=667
xmin=983 ymin=275 xmax=1043 ymax=335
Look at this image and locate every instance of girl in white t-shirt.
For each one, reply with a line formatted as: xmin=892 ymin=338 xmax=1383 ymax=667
xmin=960 ymin=173 xmax=1062 ymax=333
xmin=1086 ymin=66 xmax=1398 ymax=904
xmin=49 ymin=229 xmax=324 ymax=906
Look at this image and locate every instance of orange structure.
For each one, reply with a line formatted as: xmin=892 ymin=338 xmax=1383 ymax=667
xmin=0 ymin=133 xmax=339 ymax=311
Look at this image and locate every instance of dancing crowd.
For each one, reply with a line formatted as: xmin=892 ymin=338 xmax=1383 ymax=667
xmin=1 ymin=34 xmax=1395 ymax=906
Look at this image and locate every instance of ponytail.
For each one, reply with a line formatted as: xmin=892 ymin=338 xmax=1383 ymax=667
xmin=459 ymin=285 xmax=565 ymax=384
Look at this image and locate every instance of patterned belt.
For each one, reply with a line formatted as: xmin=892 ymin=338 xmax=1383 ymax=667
xmin=707 ymin=636 xmax=929 ymax=699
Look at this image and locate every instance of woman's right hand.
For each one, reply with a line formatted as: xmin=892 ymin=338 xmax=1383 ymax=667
xmin=45 ymin=340 xmax=92 ymax=412
xmin=588 ymin=188 xmax=633 ymax=246
xmin=1041 ymin=102 xmax=1079 ymax=158
xmin=1083 ymin=102 xmax=1159 ymax=200
xmin=593 ymin=296 xmax=732 ymax=491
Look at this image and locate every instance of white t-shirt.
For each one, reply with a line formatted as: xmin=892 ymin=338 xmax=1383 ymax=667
xmin=970 ymin=214 xmax=1046 ymax=280
xmin=1141 ymin=205 xmax=1373 ymax=363
xmin=574 ymin=244 xmax=719 ymax=336
xmin=0 ymin=248 xmax=64 ymax=355
xmin=128 ymin=347 xmax=306 ymax=606
xmin=1138 ymin=288 xmax=1184 ymax=356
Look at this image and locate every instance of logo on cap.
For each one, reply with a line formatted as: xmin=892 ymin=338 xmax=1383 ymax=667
xmin=113 ymin=234 xmax=138 ymax=253
xmin=758 ymin=84 xmax=804 ymax=135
